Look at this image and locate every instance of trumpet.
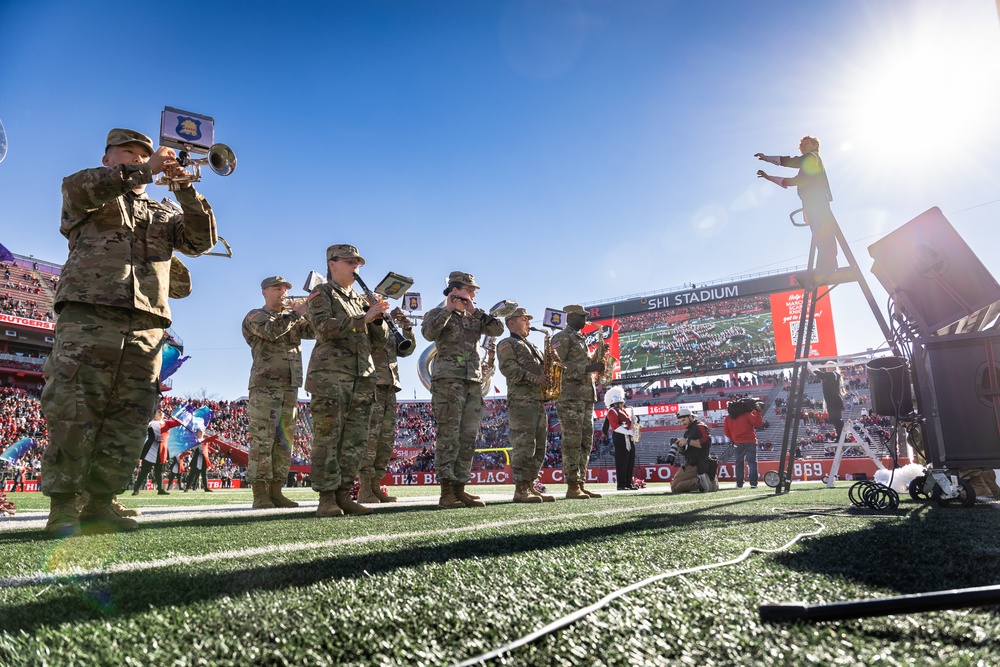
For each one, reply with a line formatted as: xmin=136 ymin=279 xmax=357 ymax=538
xmin=353 ymin=273 xmax=415 ymax=354
xmin=156 ymin=143 xmax=237 ymax=191
xmin=282 ymin=295 xmax=309 ymax=310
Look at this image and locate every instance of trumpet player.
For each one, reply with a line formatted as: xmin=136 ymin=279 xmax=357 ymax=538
xmin=421 ymin=271 xmax=504 ymax=509
xmin=41 ymin=128 xmax=218 ymax=537
xmin=242 ymin=276 xmax=315 ymax=509
xmin=306 ymin=244 xmax=389 ymax=518
xmin=358 ymin=307 xmax=416 ymax=504
xmin=497 ymin=308 xmax=554 ymax=503
xmin=551 ymin=305 xmax=606 ymax=500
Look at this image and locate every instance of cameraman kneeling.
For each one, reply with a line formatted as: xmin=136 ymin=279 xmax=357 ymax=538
xmin=669 ymin=409 xmax=718 ymax=493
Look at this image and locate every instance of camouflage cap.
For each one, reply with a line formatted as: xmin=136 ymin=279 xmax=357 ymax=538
xmin=447 ymin=271 xmax=480 ymax=289
xmin=261 ymin=276 xmax=292 ymax=290
xmin=563 ymin=304 xmax=588 ymax=316
xmin=504 ymin=307 xmax=533 ymax=321
xmin=106 ymin=128 xmax=155 ymax=156
xmin=326 ymin=244 xmax=366 ymax=266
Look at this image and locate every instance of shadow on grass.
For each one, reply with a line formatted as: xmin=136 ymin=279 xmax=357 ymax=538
xmin=0 ymin=495 xmax=777 ymax=632
xmin=767 ymin=501 xmax=1000 ymax=600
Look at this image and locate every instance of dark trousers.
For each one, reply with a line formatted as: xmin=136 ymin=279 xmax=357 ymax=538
xmin=134 ymin=461 xmax=164 ymax=492
xmin=166 ymin=470 xmax=183 ymax=490
xmin=613 ymin=434 xmax=636 ymax=489
xmin=185 ymin=466 xmax=208 ymax=491
xmin=734 ymin=444 xmax=758 ymax=487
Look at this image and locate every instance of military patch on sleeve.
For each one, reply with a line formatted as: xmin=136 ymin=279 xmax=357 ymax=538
xmin=552 ymin=341 xmax=562 ymax=349
xmin=307 ymin=289 xmax=321 ymax=301
xmin=497 ymin=340 xmax=511 ymax=352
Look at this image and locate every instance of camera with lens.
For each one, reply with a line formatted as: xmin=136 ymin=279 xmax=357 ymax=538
xmin=727 ymin=397 xmax=762 ymax=418
xmin=664 ymin=437 xmax=681 ymax=465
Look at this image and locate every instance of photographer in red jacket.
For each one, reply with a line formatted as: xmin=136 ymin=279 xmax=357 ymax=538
xmin=724 ymin=398 xmax=764 ymax=489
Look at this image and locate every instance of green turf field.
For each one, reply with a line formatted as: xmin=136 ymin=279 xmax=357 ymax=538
xmin=0 ymin=484 xmax=997 ymax=666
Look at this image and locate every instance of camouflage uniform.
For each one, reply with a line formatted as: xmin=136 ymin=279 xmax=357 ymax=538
xmin=305 ymin=279 xmax=387 ymax=493
xmin=360 ymin=325 xmax=416 ymax=480
xmin=242 ymin=298 xmax=314 ymax=485
xmin=497 ymin=332 xmax=548 ymax=485
xmin=421 ymin=300 xmax=504 ymax=484
xmin=551 ymin=326 xmax=597 ymax=485
xmin=42 ymin=131 xmax=217 ymax=499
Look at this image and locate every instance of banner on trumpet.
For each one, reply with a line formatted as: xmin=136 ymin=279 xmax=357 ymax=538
xmin=160 ymin=106 xmax=215 ymax=154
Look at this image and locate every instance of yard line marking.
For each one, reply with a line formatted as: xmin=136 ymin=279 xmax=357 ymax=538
xmin=0 ymin=495 xmax=731 ymax=589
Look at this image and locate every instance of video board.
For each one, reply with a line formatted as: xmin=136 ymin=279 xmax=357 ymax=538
xmin=581 ymin=272 xmax=838 ymax=382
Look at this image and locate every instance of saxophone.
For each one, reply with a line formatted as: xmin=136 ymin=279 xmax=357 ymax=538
xmin=531 ymin=327 xmax=563 ymax=401
xmin=629 ymin=408 xmax=642 ymax=443
xmin=595 ymin=324 xmax=617 ymax=385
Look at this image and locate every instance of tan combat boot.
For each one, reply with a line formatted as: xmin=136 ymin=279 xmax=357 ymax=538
xmin=532 ymin=479 xmax=555 ymax=502
xmin=369 ymin=478 xmax=397 ymax=503
xmin=335 ymin=489 xmax=374 ymax=516
xmin=269 ymin=481 xmax=299 ymax=508
xmin=79 ymin=493 xmax=139 ymax=534
xmin=316 ymin=491 xmax=344 ymax=517
xmin=565 ymin=482 xmax=589 ymax=499
xmin=580 ymin=483 xmax=603 ymax=499
xmin=77 ymin=491 xmax=141 ymax=517
xmin=438 ymin=480 xmax=465 ymax=509
xmin=251 ymin=481 xmax=275 ymax=509
xmin=44 ymin=493 xmax=81 ymax=538
xmin=513 ymin=480 xmax=542 ymax=503
xmin=454 ymin=482 xmax=486 ymax=507
xmin=357 ymin=477 xmax=380 ymax=504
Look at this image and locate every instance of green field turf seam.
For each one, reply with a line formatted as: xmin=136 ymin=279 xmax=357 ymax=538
xmin=0 ymin=494 xmax=731 ymax=589
xmin=450 ymin=515 xmax=827 ymax=667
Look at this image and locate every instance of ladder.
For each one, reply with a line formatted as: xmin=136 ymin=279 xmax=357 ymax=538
xmin=774 ymin=210 xmax=900 ymax=495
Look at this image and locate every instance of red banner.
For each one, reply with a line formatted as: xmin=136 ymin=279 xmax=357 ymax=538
xmin=770 ymin=288 xmax=838 ymax=362
xmin=0 ymin=313 xmax=55 ymax=330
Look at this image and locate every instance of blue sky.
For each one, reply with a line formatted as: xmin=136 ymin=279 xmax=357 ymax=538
xmin=2 ymin=0 xmax=999 ymax=401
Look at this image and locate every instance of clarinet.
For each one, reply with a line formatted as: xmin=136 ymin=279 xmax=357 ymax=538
xmin=352 ymin=272 xmax=415 ymax=353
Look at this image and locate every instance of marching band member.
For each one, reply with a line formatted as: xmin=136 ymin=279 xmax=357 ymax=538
xmin=551 ymin=305 xmax=606 ymax=499
xmin=604 ymin=387 xmax=637 ymax=491
xmin=497 ymin=307 xmax=553 ymax=503
xmin=242 ymin=276 xmax=314 ymax=509
xmin=421 ymin=272 xmax=504 ymax=509
xmin=41 ymin=128 xmax=217 ymax=536
xmin=306 ymin=244 xmax=388 ymax=518
xmin=358 ymin=307 xmax=416 ymax=504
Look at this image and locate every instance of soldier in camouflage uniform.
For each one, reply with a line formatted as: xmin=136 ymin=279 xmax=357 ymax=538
xmin=242 ymin=276 xmax=315 ymax=509
xmin=41 ymin=128 xmax=217 ymax=537
xmin=358 ymin=307 xmax=416 ymax=504
xmin=551 ymin=305 xmax=605 ymax=500
xmin=497 ymin=308 xmax=555 ymax=503
xmin=421 ymin=271 xmax=504 ymax=508
xmin=306 ymin=244 xmax=388 ymax=517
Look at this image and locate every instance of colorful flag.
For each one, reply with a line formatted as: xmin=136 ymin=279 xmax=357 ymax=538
xmin=161 ymin=338 xmax=190 ymax=380
xmin=166 ymin=405 xmax=215 ymax=458
xmin=0 ymin=242 xmax=14 ymax=263
xmin=0 ymin=437 xmax=34 ymax=463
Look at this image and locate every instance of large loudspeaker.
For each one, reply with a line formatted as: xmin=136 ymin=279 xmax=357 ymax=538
xmin=915 ymin=331 xmax=1000 ymax=468
xmin=868 ymin=207 xmax=1000 ymax=335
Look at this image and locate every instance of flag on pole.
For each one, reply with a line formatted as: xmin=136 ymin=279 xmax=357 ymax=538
xmin=0 ymin=242 xmax=14 ymax=263
xmin=0 ymin=437 xmax=34 ymax=463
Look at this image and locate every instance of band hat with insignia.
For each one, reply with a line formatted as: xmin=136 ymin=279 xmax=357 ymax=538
xmin=326 ymin=244 xmax=366 ymax=266
xmin=447 ymin=271 xmax=480 ymax=289
xmin=106 ymin=128 xmax=155 ymax=156
xmin=504 ymin=307 xmax=533 ymax=321
xmin=261 ymin=276 xmax=293 ymax=290
xmin=563 ymin=304 xmax=588 ymax=317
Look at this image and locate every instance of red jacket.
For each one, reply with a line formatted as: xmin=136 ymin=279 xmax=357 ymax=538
xmin=724 ymin=410 xmax=762 ymax=444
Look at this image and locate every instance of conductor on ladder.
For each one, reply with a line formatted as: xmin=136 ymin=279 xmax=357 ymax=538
xmin=755 ymin=135 xmax=838 ymax=280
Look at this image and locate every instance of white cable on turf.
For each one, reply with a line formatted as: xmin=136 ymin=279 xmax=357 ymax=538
xmin=451 ymin=515 xmax=827 ymax=667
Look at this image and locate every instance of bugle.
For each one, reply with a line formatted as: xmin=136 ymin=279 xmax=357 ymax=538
xmin=353 ymin=272 xmax=415 ymax=353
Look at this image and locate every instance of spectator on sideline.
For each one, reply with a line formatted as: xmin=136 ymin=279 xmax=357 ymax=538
xmin=40 ymin=127 xmax=217 ymax=537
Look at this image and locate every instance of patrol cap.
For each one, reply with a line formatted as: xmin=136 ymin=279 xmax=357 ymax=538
xmin=261 ymin=276 xmax=292 ymax=290
xmin=106 ymin=128 xmax=155 ymax=156
xmin=447 ymin=271 xmax=480 ymax=289
xmin=505 ymin=307 xmax=533 ymax=321
xmin=326 ymin=244 xmax=366 ymax=266
xmin=563 ymin=304 xmax=588 ymax=317
xmin=677 ymin=408 xmax=694 ymax=418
